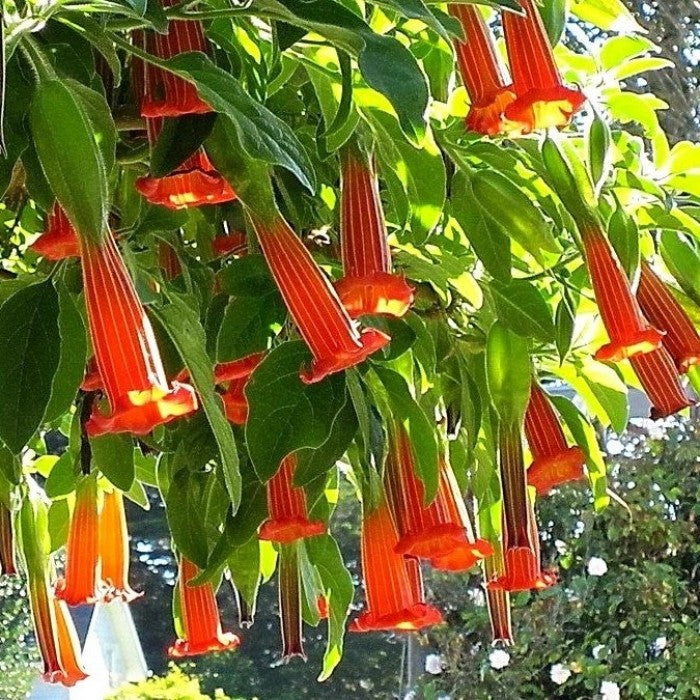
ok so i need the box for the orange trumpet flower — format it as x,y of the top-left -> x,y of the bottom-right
31,203 -> 81,260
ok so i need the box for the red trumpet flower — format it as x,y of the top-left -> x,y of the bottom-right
629,347 -> 693,419
221,378 -> 249,425
250,212 -> 389,383
488,422 -> 555,592
448,4 -> 517,135
278,543 -> 307,662
81,357 -> 103,392
525,382 -> 585,495
31,203 -> 81,260
214,352 -> 266,384
216,352 -> 265,426
0,503 -> 17,576
80,230 -> 197,436
384,426 -> 491,564
350,498 -> 443,632
135,119 -> 236,210
502,0 -> 585,132
56,478 -> 103,606
212,231 -> 248,258
334,144 -> 413,318
99,490 -> 142,603
581,226 -> 663,362
259,454 -> 326,543
53,598 -> 89,685
132,0 -> 211,117
486,588 -> 514,645
637,261 -> 700,373
169,558 -> 240,657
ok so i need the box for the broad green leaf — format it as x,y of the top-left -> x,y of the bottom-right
0,281 -> 61,453
555,293 -> 576,362
571,0 -> 644,33
490,279 -> 556,343
660,231 -> 700,307
47,499 -> 70,553
579,360 -> 629,434
246,342 -> 348,481
608,201 -> 639,281
92,433 -> 135,492
150,113 -> 218,178
44,453 -> 78,499
540,0 -> 567,46
228,537 -> 261,610
217,255 -> 276,297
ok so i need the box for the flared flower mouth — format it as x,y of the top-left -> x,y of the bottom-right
335,272 -> 414,319
214,352 -> 267,383
212,231 -> 248,258
136,167 -> 236,210
527,446 -> 586,496
168,632 -> 240,658
221,380 -> 249,425
258,516 -> 327,544
466,88 -> 520,136
594,328 -> 664,363
504,85 -> 586,133
140,95 -> 212,119
31,203 -> 81,260
86,382 -> 197,436
394,523 -> 468,559
430,538 -> 493,572
300,326 -> 389,384
488,547 -> 557,592
350,603 -> 443,633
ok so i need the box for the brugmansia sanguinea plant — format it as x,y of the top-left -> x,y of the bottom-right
0,0 -> 698,687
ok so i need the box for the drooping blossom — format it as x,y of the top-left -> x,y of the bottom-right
80,229 -> 197,436
259,454 -> 326,543
98,490 -> 141,603
334,143 -> 413,318
56,477 -> 103,606
135,118 -> 236,210
501,0 -> 585,132
524,382 -> 585,495
580,225 -> 662,362
0,502 -> 17,576
384,426 -> 491,565
483,545 -> 514,645
448,4 -> 517,135
212,230 -> 248,258
216,352 -> 266,426
278,543 -> 307,662
52,599 -> 89,685
637,261 -> 700,373
249,211 -> 389,383
169,558 -> 240,657
629,346 -> 694,419
31,203 -> 80,260
350,498 -> 443,632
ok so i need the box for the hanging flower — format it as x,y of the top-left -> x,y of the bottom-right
448,4 -> 517,135
214,352 -> 267,384
31,203 -> 81,260
488,421 -> 555,592
220,377 -> 249,425
159,241 -> 182,280
52,598 -> 89,685
80,229 -> 197,436
212,230 -> 248,258
98,490 -> 142,603
334,143 -> 413,318
56,477 -> 103,606
0,503 -> 17,577
216,352 -> 266,426
483,544 -> 514,644
81,357 -> 103,392
169,558 -> 240,657
132,0 -> 211,117
135,119 -> 236,210
350,498 -> 443,632
629,347 -> 694,419
580,226 -> 662,362
502,0 -> 585,132
525,382 -> 585,495
384,426 -> 491,564
637,261 -> 700,373
278,543 -> 307,662
249,212 -> 389,383
259,454 -> 326,543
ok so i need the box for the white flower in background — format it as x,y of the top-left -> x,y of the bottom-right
550,663 -> 571,685
425,654 -> 443,675
654,636 -> 668,652
592,644 -> 606,659
403,691 -> 416,700
600,680 -> 620,700
588,557 -> 608,576
489,649 -> 510,670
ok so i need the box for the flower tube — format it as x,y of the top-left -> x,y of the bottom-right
80,229 -> 197,435
0,503 -> 17,576
448,4 -> 517,135
525,382 -> 585,495
278,543 -> 307,662
31,203 -> 81,260
335,143 -> 413,318
483,545 -> 514,645
629,347 -> 694,419
249,212 -> 389,383
580,225 -> 663,362
637,261 -> 700,373
53,599 -> 89,685
502,0 -> 585,132
259,454 -> 326,543
169,558 -> 240,657
350,498 -> 443,632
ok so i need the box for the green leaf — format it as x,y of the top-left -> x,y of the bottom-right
578,360 -> 629,434
490,279 -> 555,343
91,434 -> 135,492
150,113 -> 218,178
571,0 -> 644,32
540,0 -> 567,45
45,282 -> 87,423
217,255 -> 276,297
0,446 -> 20,485
164,53 -> 316,192
555,292 -> 576,362
305,534 -> 354,681
152,292 -> 240,509
47,499 -> 70,553
228,536 -> 261,610
608,201 -> 639,281
0,281 -> 61,453
587,111 -> 612,195
245,342 -> 348,481
30,79 -> 108,244
660,231 -> 700,307
44,453 -> 78,499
